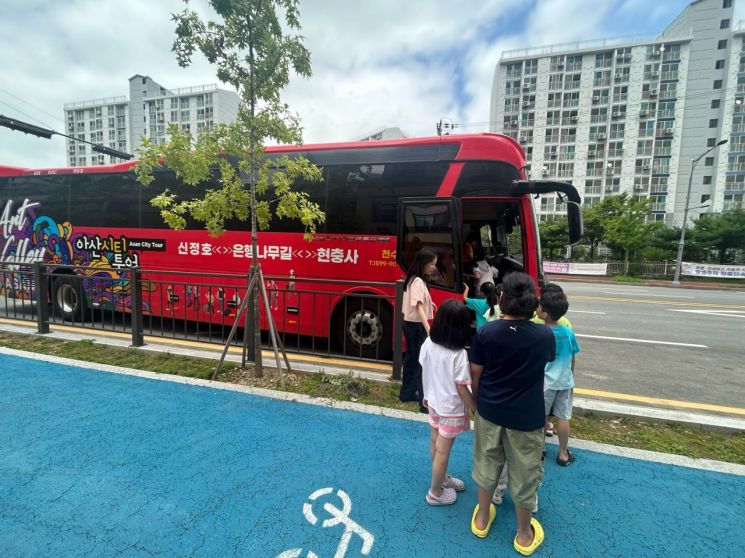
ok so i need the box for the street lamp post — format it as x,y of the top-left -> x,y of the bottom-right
671,139 -> 727,285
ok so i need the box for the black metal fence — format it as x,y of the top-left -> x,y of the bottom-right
0,263 -> 404,378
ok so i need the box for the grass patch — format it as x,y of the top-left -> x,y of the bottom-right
610,275 -> 646,283
1,330 -> 744,465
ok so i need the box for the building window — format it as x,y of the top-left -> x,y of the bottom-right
715,59 -> 725,69
701,195 -> 711,204
718,39 -> 727,50
707,137 -> 716,147
709,119 -> 718,128
721,19 -> 730,29
724,0 -> 732,7
703,176 -> 712,185
711,99 -> 721,109
704,157 -> 714,166
713,80 -> 722,89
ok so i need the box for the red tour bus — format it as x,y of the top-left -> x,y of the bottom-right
0,133 -> 581,358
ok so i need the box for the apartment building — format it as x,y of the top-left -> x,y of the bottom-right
63,75 -> 239,166
490,0 -> 741,226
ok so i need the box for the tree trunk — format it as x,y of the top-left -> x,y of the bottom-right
623,249 -> 629,275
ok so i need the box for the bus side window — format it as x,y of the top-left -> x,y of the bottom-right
68,173 -> 140,229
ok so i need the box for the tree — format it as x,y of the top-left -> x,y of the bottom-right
538,217 -> 569,260
135,0 -> 324,376
581,202 -> 609,260
691,208 -> 745,264
602,194 -> 655,275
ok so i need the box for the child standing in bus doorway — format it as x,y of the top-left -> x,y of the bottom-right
419,299 -> 475,505
399,248 -> 438,413
469,272 -> 554,556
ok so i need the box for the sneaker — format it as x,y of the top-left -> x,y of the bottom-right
544,422 -> 554,437
442,474 -> 465,492
426,487 -> 457,506
492,488 -> 504,506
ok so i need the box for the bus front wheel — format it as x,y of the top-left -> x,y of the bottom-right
334,298 -> 393,360
52,276 -> 85,321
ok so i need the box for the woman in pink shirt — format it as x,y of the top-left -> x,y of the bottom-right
399,248 -> 438,413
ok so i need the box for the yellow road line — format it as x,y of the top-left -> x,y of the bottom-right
575,387 -> 745,416
572,295 -> 745,309
572,295 -> 745,308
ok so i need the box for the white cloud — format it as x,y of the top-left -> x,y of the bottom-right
0,0 -> 695,169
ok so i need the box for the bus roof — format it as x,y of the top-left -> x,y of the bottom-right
0,133 -> 526,177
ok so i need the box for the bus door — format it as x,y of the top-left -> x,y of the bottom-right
396,198 -> 462,292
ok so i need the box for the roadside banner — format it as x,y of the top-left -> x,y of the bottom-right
543,261 -> 569,274
544,262 -> 607,275
681,262 -> 745,279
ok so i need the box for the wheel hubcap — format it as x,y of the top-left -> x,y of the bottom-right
347,310 -> 382,347
57,284 -> 79,314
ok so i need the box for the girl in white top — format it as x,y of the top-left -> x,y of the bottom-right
419,299 -> 476,506
399,248 -> 438,411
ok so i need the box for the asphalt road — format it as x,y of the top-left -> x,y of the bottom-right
1,281 -> 743,412
556,281 -> 745,411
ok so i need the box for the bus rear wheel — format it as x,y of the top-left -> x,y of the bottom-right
52,275 -> 86,321
334,298 -> 393,360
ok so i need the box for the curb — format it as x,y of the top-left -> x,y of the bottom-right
1,320 -> 743,433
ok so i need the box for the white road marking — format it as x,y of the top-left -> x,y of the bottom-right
569,310 -> 607,314
599,289 -> 650,294
582,373 -> 609,380
599,290 -> 694,299
668,309 -> 745,319
576,333 -> 708,348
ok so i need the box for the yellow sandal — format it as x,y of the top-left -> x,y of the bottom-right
470,503 -> 496,538
513,517 -> 545,556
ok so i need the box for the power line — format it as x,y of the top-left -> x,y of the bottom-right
0,89 -> 62,128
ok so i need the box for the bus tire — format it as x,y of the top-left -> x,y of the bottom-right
52,275 -> 86,321
334,298 -> 393,360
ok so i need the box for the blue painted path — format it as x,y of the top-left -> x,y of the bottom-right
1,352 -> 744,557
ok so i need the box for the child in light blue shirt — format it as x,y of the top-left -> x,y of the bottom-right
462,282 -> 499,330
537,287 -> 580,467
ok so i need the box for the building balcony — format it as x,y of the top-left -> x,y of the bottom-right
659,91 -> 676,100
731,124 -> 745,133
593,79 -> 611,87
634,166 -> 652,174
661,71 -> 678,81
591,115 -> 608,123
595,60 -> 613,69
657,110 -> 675,119
506,71 -> 522,78
654,148 -> 672,156
637,148 -> 653,156
638,129 -> 655,137
560,135 -> 577,143
650,185 -> 668,194
566,63 -> 582,72
546,118 -> 561,126
723,201 -> 744,210
652,167 -> 670,175
727,164 -> 745,172
563,99 -> 580,107
651,203 -> 667,211
609,132 -> 625,140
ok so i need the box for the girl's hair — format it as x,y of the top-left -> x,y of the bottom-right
429,299 -> 472,350
404,247 -> 437,290
499,272 -> 538,319
480,282 -> 500,318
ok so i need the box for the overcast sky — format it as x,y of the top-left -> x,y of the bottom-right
0,0 -> 739,168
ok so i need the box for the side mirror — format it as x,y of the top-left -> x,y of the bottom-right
566,201 -> 583,245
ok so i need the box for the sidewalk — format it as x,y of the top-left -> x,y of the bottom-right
547,273 -> 744,290
1,349 -> 744,558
